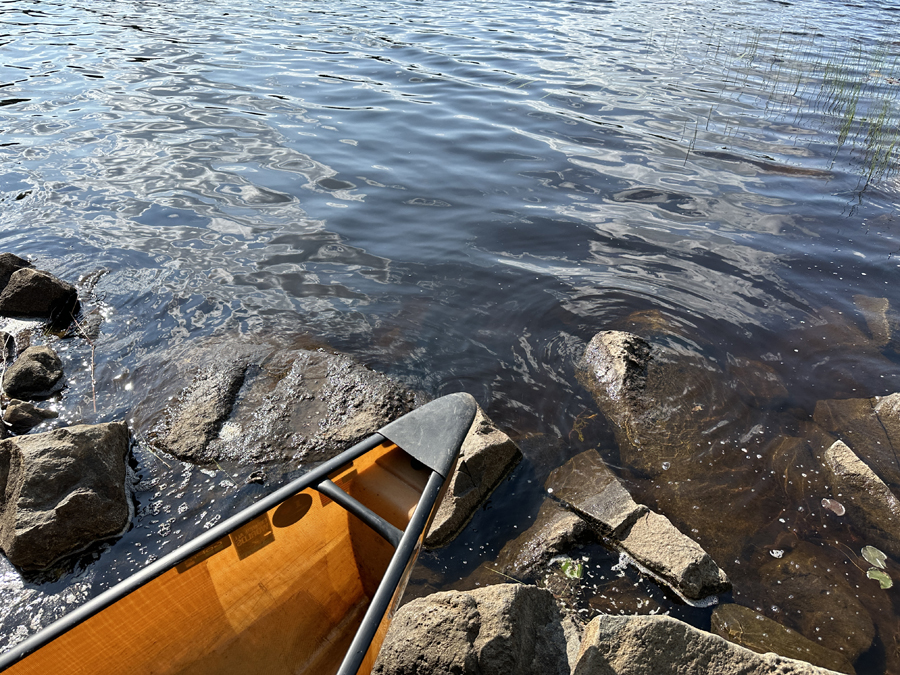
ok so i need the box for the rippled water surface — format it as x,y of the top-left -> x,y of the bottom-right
3,0 -> 900,670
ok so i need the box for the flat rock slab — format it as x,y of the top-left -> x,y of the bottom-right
574,614 -> 844,675
424,405 -> 521,548
821,439 -> 900,559
545,449 -> 646,538
373,584 -> 575,675
712,603 -> 855,674
0,422 -> 131,571
2,345 -> 64,400
160,348 -> 415,466
618,510 -> 730,601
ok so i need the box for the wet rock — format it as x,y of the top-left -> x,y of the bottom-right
373,584 -> 575,675
573,614 -> 843,675
0,331 -> 14,361
2,345 -> 64,400
618,510 -> 730,601
0,422 -> 131,571
821,439 -> 900,558
577,330 -> 751,478
2,399 -> 59,434
425,406 -> 521,548
0,253 -> 32,291
853,294 -> 896,348
545,449 -> 646,538
477,498 -> 594,582
159,358 -> 249,463
813,396 -> 900,489
756,541 -> 875,662
711,603 -> 855,674
0,268 -> 79,322
198,348 -> 415,465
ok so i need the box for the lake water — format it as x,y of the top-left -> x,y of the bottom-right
2,0 -> 900,671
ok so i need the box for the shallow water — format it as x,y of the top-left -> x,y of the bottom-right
2,0 -> 900,670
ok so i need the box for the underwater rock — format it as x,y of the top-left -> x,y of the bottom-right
425,405 -> 521,548
573,614 -> 843,675
813,395 -> 900,489
2,345 -> 64,400
373,584 -> 576,675
0,422 -> 131,571
852,294 -> 897,348
727,356 -> 789,408
821,439 -> 900,559
2,399 -> 59,434
756,541 -> 875,662
711,603 -> 855,674
159,358 -> 250,463
0,268 -> 79,322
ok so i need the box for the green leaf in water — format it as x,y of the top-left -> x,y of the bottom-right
867,568 -> 893,590
560,558 -> 584,580
862,545 -> 888,569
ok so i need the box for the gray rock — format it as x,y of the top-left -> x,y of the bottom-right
0,422 -> 131,571
813,396 -> 900,489
159,359 -> 249,463
618,510 -> 730,601
0,268 -> 79,321
821,439 -> 900,558
712,603 -> 856,674
579,331 -> 651,404
192,348 -> 415,465
2,399 -> 59,434
0,253 -> 32,291
573,614 -> 843,675
2,345 -> 64,400
545,450 -> 646,538
424,405 -> 521,548
373,584 -> 573,675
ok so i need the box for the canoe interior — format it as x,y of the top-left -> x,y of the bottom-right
5,442 -> 429,675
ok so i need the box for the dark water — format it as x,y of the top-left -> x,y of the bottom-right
2,0 -> 900,670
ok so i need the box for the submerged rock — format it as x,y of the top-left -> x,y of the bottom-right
821,439 -> 900,558
425,406 -> 521,548
0,268 -> 79,322
0,422 -> 131,571
711,603 -> 855,674
2,345 -> 64,399
852,294 -> 897,348
573,614 -> 843,675
159,347 -> 416,466
373,584 -> 576,675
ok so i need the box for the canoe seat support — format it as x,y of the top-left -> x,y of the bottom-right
315,479 -> 403,548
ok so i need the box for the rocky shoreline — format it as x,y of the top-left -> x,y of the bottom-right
1,252 -> 899,673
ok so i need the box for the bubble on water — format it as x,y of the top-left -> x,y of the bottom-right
770,549 -> 785,558
662,462 -> 671,470
821,498 -> 845,516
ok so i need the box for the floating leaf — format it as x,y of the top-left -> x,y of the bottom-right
862,545 -> 888,569
560,558 -> 584,580
867,568 -> 893,589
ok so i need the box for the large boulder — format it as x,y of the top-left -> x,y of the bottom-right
573,614 -> 844,675
0,268 -> 79,321
373,584 -> 575,675
2,345 -> 64,399
158,348 -> 415,465
425,406 -> 521,547
0,422 -> 131,571
712,603 -> 856,674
